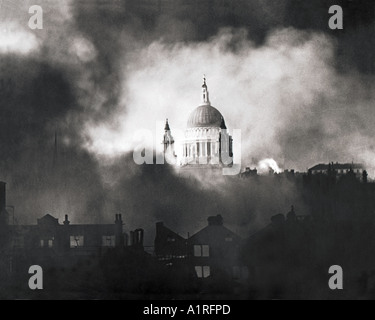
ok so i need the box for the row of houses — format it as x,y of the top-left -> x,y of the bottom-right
241,162 -> 368,181
0,181 -> 144,257
8,214 -> 145,254
0,181 -> 247,294
1,163 -> 371,299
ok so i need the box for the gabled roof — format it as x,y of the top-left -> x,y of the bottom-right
189,224 -> 241,244
37,214 -> 59,226
155,222 -> 186,242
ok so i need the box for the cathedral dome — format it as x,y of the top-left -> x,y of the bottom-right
180,77 -> 233,168
187,105 -> 226,129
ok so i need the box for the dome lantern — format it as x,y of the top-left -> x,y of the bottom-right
202,75 -> 210,106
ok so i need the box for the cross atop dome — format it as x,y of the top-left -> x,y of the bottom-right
201,75 -> 210,105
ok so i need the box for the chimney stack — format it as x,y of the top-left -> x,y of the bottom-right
63,214 -> 70,225
156,222 -> 164,234
134,229 -> 144,247
130,231 -> 134,246
115,214 -> 124,247
208,215 -> 224,226
115,214 -> 123,223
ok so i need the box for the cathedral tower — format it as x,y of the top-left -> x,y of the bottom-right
162,119 -> 177,163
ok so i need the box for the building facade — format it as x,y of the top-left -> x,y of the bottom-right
309,163 -> 365,179
154,215 -> 248,284
164,77 -> 233,169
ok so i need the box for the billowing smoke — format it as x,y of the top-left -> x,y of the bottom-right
258,159 -> 283,175
0,0 -> 374,242
84,27 -> 375,177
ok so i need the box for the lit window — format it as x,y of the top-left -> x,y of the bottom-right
203,266 -> 210,278
194,245 -> 202,257
70,235 -> 84,248
167,237 -> 176,242
102,235 -> 115,247
40,237 -> 54,248
202,245 -> 209,257
195,266 -> 211,278
195,266 -> 202,278
194,245 -> 210,257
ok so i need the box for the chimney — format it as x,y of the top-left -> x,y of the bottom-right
115,214 -> 123,223
0,182 -> 6,212
115,214 -> 124,247
208,215 -> 224,226
155,222 -> 164,243
139,229 -> 144,246
134,229 -> 144,247
124,233 -> 129,247
130,231 -> 135,246
156,222 -> 164,234
63,214 -> 70,225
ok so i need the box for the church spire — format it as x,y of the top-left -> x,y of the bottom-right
202,75 -> 210,105
163,118 -> 174,145
162,118 -> 176,162
164,118 -> 170,131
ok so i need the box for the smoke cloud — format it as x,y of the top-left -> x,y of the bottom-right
0,0 -> 374,243
85,27 -> 375,177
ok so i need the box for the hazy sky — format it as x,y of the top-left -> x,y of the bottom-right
0,0 -> 374,238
